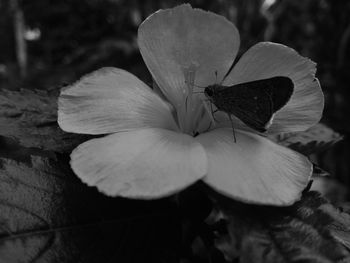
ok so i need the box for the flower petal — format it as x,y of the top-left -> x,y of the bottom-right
138,4 -> 239,108
58,67 -> 178,134
196,128 -> 312,205
270,78 -> 323,133
223,42 -> 324,133
71,128 -> 207,199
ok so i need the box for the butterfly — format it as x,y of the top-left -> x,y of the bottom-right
203,76 -> 294,138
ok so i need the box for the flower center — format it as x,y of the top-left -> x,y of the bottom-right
179,68 -> 211,136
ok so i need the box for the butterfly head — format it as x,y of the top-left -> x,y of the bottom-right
204,85 -> 219,100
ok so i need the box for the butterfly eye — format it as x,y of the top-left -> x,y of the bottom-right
205,88 -> 214,97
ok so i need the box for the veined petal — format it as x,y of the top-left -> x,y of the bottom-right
58,67 -> 178,134
270,78 -> 323,133
138,4 -> 239,108
71,128 -> 207,199
196,128 -> 312,205
223,42 -> 324,133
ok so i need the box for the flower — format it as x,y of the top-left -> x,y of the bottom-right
58,4 -> 324,205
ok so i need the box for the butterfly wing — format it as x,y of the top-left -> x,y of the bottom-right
211,77 -> 293,132
267,77 -> 294,112
214,85 -> 274,132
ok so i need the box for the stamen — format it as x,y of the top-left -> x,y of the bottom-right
184,69 -> 196,109
182,68 -> 197,134
180,63 -> 209,135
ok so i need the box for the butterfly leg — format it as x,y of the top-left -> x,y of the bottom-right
205,120 -> 213,132
209,102 -> 220,122
227,114 -> 237,143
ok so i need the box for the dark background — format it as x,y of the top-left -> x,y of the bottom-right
1,0 -> 349,195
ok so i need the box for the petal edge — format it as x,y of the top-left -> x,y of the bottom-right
197,128 -> 312,206
71,128 -> 208,199
58,67 -> 178,134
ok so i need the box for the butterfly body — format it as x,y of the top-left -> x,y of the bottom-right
204,76 -> 294,133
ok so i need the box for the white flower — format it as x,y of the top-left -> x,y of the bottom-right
58,4 -> 324,205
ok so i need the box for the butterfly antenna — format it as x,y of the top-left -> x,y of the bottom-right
227,114 -> 237,143
184,80 -> 206,89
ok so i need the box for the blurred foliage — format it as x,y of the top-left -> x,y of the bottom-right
209,191 -> 350,262
0,0 -> 349,194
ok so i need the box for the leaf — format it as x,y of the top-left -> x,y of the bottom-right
0,88 -> 87,153
273,123 -> 343,155
0,153 -> 180,263
209,192 -> 350,263
310,177 -> 347,204
312,163 -> 330,177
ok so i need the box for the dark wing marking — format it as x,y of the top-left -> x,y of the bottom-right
209,76 -> 293,132
268,77 -> 294,112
